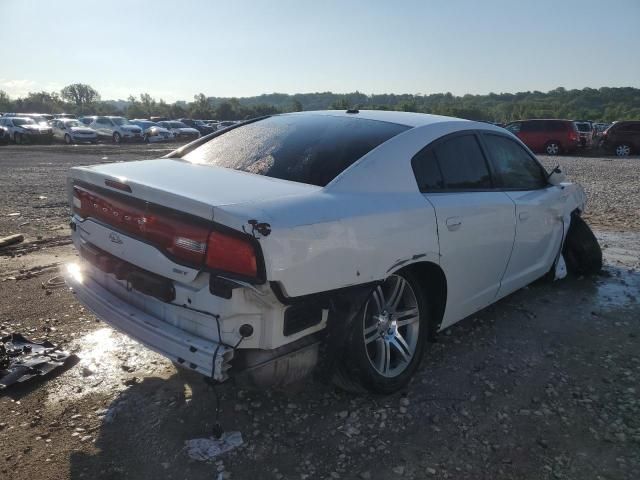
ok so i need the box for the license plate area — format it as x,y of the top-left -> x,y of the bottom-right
80,242 -> 176,303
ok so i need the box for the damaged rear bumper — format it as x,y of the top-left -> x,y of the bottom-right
64,270 -> 233,381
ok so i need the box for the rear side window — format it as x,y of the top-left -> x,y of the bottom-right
481,134 -> 548,190
182,114 -> 409,186
521,121 -> 544,133
413,134 -> 492,191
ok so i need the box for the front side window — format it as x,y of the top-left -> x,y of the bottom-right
182,114 -> 409,187
432,134 -> 492,190
111,117 -> 129,126
482,134 -> 547,190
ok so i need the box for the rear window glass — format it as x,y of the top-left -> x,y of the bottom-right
182,114 -> 409,186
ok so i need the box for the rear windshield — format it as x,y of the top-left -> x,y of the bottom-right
575,123 -> 591,132
182,114 -> 409,186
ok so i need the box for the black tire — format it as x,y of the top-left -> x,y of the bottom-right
14,132 -> 22,144
64,134 -> 73,144
544,141 -> 561,156
112,132 -> 121,144
333,269 -> 430,394
563,215 -> 602,275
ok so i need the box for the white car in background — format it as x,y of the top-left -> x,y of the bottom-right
0,116 -> 53,144
156,121 -> 200,142
84,116 -> 143,143
129,119 -> 174,143
65,111 -> 602,394
51,118 -> 98,144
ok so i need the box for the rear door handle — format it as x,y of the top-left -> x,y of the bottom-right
519,211 -> 530,221
446,217 -> 462,231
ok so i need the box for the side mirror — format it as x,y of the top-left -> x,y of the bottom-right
547,166 -> 566,186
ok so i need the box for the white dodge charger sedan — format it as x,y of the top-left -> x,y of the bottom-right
64,110 -> 601,393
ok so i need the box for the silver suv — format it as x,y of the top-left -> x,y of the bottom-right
84,116 -> 143,143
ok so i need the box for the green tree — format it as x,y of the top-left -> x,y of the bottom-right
60,83 -> 100,114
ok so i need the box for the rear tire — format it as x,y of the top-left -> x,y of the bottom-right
563,215 -> 602,275
64,134 -> 73,144
545,141 -> 561,155
615,143 -> 631,157
333,270 -> 429,394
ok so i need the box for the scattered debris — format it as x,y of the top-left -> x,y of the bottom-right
0,234 -> 24,249
7,212 -> 21,217
0,333 -> 75,390
185,432 -> 244,461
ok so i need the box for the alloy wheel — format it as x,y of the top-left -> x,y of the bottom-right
546,143 -> 560,155
615,144 -> 631,157
362,274 -> 420,378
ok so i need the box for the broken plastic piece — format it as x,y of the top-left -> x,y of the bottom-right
554,254 -> 567,280
0,333 -> 74,389
184,431 -> 243,461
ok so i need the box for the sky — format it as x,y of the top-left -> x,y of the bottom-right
1,0 -> 639,102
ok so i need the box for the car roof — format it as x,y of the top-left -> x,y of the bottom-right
280,110 -> 467,128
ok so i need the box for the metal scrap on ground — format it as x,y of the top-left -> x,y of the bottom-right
0,333 -> 75,390
184,432 -> 244,461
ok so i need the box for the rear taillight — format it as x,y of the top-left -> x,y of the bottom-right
72,184 -> 262,280
206,231 -> 258,279
569,130 -> 578,141
72,185 -> 209,265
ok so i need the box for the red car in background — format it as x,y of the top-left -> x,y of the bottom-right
505,119 -> 580,155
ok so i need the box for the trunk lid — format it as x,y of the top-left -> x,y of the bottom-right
69,158 -> 321,222
69,158 -> 321,282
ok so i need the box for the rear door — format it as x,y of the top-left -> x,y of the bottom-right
479,132 -> 565,297
412,132 -> 516,328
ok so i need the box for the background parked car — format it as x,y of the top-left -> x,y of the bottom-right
129,119 -> 174,143
55,113 -> 77,119
216,120 -> 237,130
156,121 -> 200,141
0,116 -> 53,144
505,119 -> 580,155
601,121 -> 640,156
83,116 -> 143,143
0,125 -> 9,145
574,121 -> 593,148
178,118 -> 216,136
51,119 -> 98,144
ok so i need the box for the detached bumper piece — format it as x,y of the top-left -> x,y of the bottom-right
64,271 -> 233,381
0,333 -> 74,390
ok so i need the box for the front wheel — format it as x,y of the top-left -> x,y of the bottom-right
563,215 -> 602,275
112,132 -> 121,144
545,141 -> 561,155
64,134 -> 73,144
333,270 -> 429,394
615,144 -> 631,157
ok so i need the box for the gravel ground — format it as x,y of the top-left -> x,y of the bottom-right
538,154 -> 640,231
0,145 -> 639,480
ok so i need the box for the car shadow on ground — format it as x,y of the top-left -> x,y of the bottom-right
68,266 -> 639,479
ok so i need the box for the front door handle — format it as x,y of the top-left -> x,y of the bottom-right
446,217 -> 462,231
519,211 -> 530,221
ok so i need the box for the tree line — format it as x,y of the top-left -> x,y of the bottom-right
1,84 -> 638,122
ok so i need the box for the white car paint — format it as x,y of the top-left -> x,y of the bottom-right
65,110 -> 587,382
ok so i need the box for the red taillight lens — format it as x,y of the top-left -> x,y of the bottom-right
72,185 -> 209,265
206,231 -> 258,279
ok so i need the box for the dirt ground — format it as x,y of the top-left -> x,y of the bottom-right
0,144 -> 638,480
